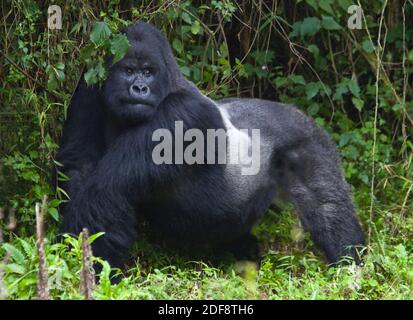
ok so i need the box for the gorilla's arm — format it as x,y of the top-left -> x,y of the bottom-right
55,79 -> 106,197
60,88 -> 224,267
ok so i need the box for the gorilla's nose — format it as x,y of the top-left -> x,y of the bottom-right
130,83 -> 150,99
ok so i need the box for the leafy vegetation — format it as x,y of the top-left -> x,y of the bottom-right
0,0 -> 412,300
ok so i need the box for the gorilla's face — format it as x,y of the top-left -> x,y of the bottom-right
103,22 -> 180,126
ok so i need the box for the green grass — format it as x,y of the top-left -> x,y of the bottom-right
1,202 -> 412,300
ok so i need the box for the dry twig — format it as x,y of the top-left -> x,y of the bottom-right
80,228 -> 95,300
36,197 -> 49,300
0,208 -> 6,299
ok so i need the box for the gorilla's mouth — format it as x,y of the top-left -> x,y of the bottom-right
130,103 -> 150,109
121,98 -> 153,109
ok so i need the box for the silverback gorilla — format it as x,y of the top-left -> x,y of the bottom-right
56,21 -> 364,268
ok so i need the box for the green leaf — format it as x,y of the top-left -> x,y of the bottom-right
321,16 -> 342,30
339,132 -> 351,147
191,21 -> 201,35
307,103 -> 320,116
290,21 -> 302,38
19,239 -> 35,257
49,199 -> 61,208
333,81 -> 349,100
251,50 -> 274,65
98,261 -> 112,294
338,0 -> 353,11
2,243 -> 25,265
54,67 -> 65,82
319,0 -> 335,15
84,67 -> 98,86
306,82 -> 321,100
307,44 -> 320,56
362,39 -> 375,53
47,73 -> 58,91
88,232 -> 105,244
110,34 -> 130,64
408,50 -> 413,61
392,103 -> 402,112
90,21 -> 112,46
359,173 -> 369,185
348,80 -> 360,97
55,62 -> 65,71
179,65 -> 191,77
305,0 -> 319,11
96,62 -> 106,80
80,44 -> 96,61
290,75 -> 306,85
352,97 -> 364,111
243,63 -> 254,76
5,263 -> 26,274
181,12 -> 192,24
172,39 -> 183,54
300,17 -> 321,37
274,77 -> 288,88
46,64 -> 64,91
48,207 -> 59,221
344,145 -> 359,160
219,43 -> 229,58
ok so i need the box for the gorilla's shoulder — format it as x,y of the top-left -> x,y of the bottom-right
215,97 -> 316,138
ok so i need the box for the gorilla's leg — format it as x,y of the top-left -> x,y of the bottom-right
276,131 -> 364,263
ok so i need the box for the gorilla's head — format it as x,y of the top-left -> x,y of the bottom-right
104,21 -> 184,125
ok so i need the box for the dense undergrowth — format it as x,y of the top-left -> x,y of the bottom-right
0,0 -> 412,299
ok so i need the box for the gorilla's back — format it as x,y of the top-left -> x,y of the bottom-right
216,98 -> 313,144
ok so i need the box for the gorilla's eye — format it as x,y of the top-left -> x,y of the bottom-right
143,69 -> 151,76
126,67 -> 134,75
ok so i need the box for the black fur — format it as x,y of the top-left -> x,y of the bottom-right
56,21 -> 364,268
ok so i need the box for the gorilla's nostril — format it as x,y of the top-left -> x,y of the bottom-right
131,84 -> 149,97
129,82 -> 151,99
